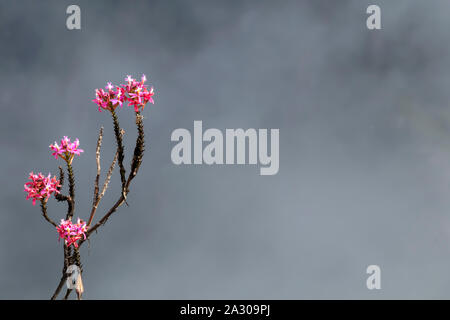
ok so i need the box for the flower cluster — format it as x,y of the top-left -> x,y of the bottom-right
93,75 -> 155,113
56,218 -> 88,248
92,82 -> 126,112
123,75 -> 155,112
49,136 -> 84,164
24,172 -> 61,205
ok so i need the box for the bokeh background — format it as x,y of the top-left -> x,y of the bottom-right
1,0 -> 450,299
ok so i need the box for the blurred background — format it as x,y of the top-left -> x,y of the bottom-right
1,0 -> 450,299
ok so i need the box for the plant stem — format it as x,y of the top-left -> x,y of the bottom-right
129,111 -> 145,178
40,200 -> 57,227
111,110 -> 127,196
80,112 -> 146,243
66,162 -> 75,219
63,289 -> 72,300
50,275 -> 66,300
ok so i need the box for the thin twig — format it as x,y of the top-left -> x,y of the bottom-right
80,113 -> 145,243
87,130 -> 122,227
85,194 -> 126,239
99,151 -> 118,200
93,127 -> 103,206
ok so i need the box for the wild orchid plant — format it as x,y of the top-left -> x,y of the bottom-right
23,75 -> 155,299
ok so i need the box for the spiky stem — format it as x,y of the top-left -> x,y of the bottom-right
80,111 -> 146,243
66,162 -> 75,219
111,110 -> 127,196
40,200 -> 57,227
129,111 -> 145,179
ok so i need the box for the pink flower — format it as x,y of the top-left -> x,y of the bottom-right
56,218 -> 88,248
24,172 -> 61,205
49,136 -> 84,163
121,74 -> 155,112
94,75 -> 155,113
92,83 -> 126,112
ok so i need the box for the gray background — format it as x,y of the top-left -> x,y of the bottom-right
1,0 -> 450,299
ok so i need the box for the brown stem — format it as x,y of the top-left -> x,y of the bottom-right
66,162 -> 75,219
50,275 -> 66,300
57,166 -> 64,189
80,112 -> 145,244
99,152 -> 118,201
111,110 -> 127,196
87,130 -> 121,227
50,244 -> 70,300
85,194 -> 126,239
55,165 -> 75,219
63,289 -> 72,300
129,112 -> 145,180
92,127 -> 103,207
55,192 -> 74,220
40,200 -> 57,228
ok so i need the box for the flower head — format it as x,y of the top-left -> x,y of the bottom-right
24,172 -> 61,205
56,218 -> 88,248
92,83 -> 125,112
49,136 -> 84,164
122,74 -> 155,112
93,75 -> 155,113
